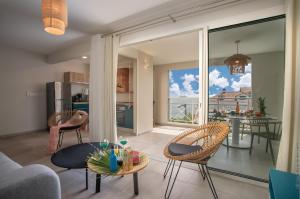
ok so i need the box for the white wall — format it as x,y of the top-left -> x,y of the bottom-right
251,51 -> 285,119
136,51 -> 154,134
0,44 -> 89,135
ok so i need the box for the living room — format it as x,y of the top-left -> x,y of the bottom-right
0,0 -> 299,199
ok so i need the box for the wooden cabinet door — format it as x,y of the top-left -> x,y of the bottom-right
117,68 -> 129,93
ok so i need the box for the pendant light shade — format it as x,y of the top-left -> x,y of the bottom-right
41,0 -> 68,35
224,40 -> 251,74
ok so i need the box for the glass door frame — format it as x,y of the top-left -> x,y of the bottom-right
203,14 -> 286,182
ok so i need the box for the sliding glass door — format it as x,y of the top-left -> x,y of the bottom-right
206,16 -> 285,181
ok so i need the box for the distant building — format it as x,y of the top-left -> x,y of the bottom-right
209,87 -> 252,112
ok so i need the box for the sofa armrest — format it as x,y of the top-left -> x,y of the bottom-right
0,164 -> 61,199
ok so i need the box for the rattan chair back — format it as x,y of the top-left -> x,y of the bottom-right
164,122 -> 229,163
48,110 -> 88,128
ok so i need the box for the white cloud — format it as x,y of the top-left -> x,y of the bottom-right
209,69 -> 229,88
181,74 -> 198,97
169,83 -> 181,97
169,73 -> 200,97
169,71 -> 174,83
245,64 -> 252,73
231,73 -> 252,91
181,74 -> 195,82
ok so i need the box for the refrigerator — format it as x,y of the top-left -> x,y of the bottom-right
46,82 -> 72,121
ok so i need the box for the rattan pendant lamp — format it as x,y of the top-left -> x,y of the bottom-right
41,0 -> 68,35
224,40 -> 251,74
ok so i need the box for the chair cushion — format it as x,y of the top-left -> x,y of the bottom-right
168,143 -> 202,156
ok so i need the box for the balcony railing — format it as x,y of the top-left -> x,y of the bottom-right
168,97 -> 253,124
168,102 -> 199,124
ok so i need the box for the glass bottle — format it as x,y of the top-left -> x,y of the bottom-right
109,149 -> 118,172
236,101 -> 240,115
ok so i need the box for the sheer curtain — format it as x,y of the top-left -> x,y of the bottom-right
198,28 -> 208,125
276,0 -> 300,173
89,34 -> 119,143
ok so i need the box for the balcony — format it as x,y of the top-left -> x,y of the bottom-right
168,97 -> 253,125
168,101 -> 199,124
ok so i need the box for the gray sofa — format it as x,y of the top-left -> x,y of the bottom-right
0,152 -> 61,199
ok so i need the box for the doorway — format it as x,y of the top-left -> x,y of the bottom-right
207,16 -> 285,181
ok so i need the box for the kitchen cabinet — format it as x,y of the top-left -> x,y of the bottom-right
117,68 -> 129,93
64,72 -> 89,84
116,103 -> 133,129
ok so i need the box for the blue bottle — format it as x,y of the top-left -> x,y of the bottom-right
109,149 -> 118,172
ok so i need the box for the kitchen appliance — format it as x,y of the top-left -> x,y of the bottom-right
46,82 -> 72,121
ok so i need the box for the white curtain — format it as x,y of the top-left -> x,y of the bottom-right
89,34 -> 119,143
198,27 -> 209,125
276,0 -> 300,173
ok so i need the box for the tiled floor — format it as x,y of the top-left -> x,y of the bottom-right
152,126 -> 189,135
0,130 -> 269,199
144,125 -> 279,180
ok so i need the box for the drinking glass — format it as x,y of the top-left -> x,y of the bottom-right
119,136 -> 128,148
100,138 -> 109,150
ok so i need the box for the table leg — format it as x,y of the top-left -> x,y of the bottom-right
85,168 -> 88,190
231,118 -> 240,145
96,174 -> 101,193
223,118 -> 250,149
133,172 -> 139,195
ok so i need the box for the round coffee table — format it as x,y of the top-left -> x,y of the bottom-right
51,142 -> 117,190
88,153 -> 149,195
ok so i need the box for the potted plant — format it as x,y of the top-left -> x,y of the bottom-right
257,97 -> 266,116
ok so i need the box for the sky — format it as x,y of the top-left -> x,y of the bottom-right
169,64 -> 252,98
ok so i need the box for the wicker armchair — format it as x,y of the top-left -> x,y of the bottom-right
48,110 -> 88,150
163,122 -> 229,199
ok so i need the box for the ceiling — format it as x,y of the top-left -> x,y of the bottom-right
119,18 -> 285,65
209,18 -> 285,59
119,31 -> 199,65
0,0 -> 181,54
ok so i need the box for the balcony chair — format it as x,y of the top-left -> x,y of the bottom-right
244,118 -> 275,164
268,120 -> 282,140
242,119 -> 282,140
48,110 -> 88,151
163,122 -> 229,199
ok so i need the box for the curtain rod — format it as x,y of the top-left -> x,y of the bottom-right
101,0 -> 245,38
